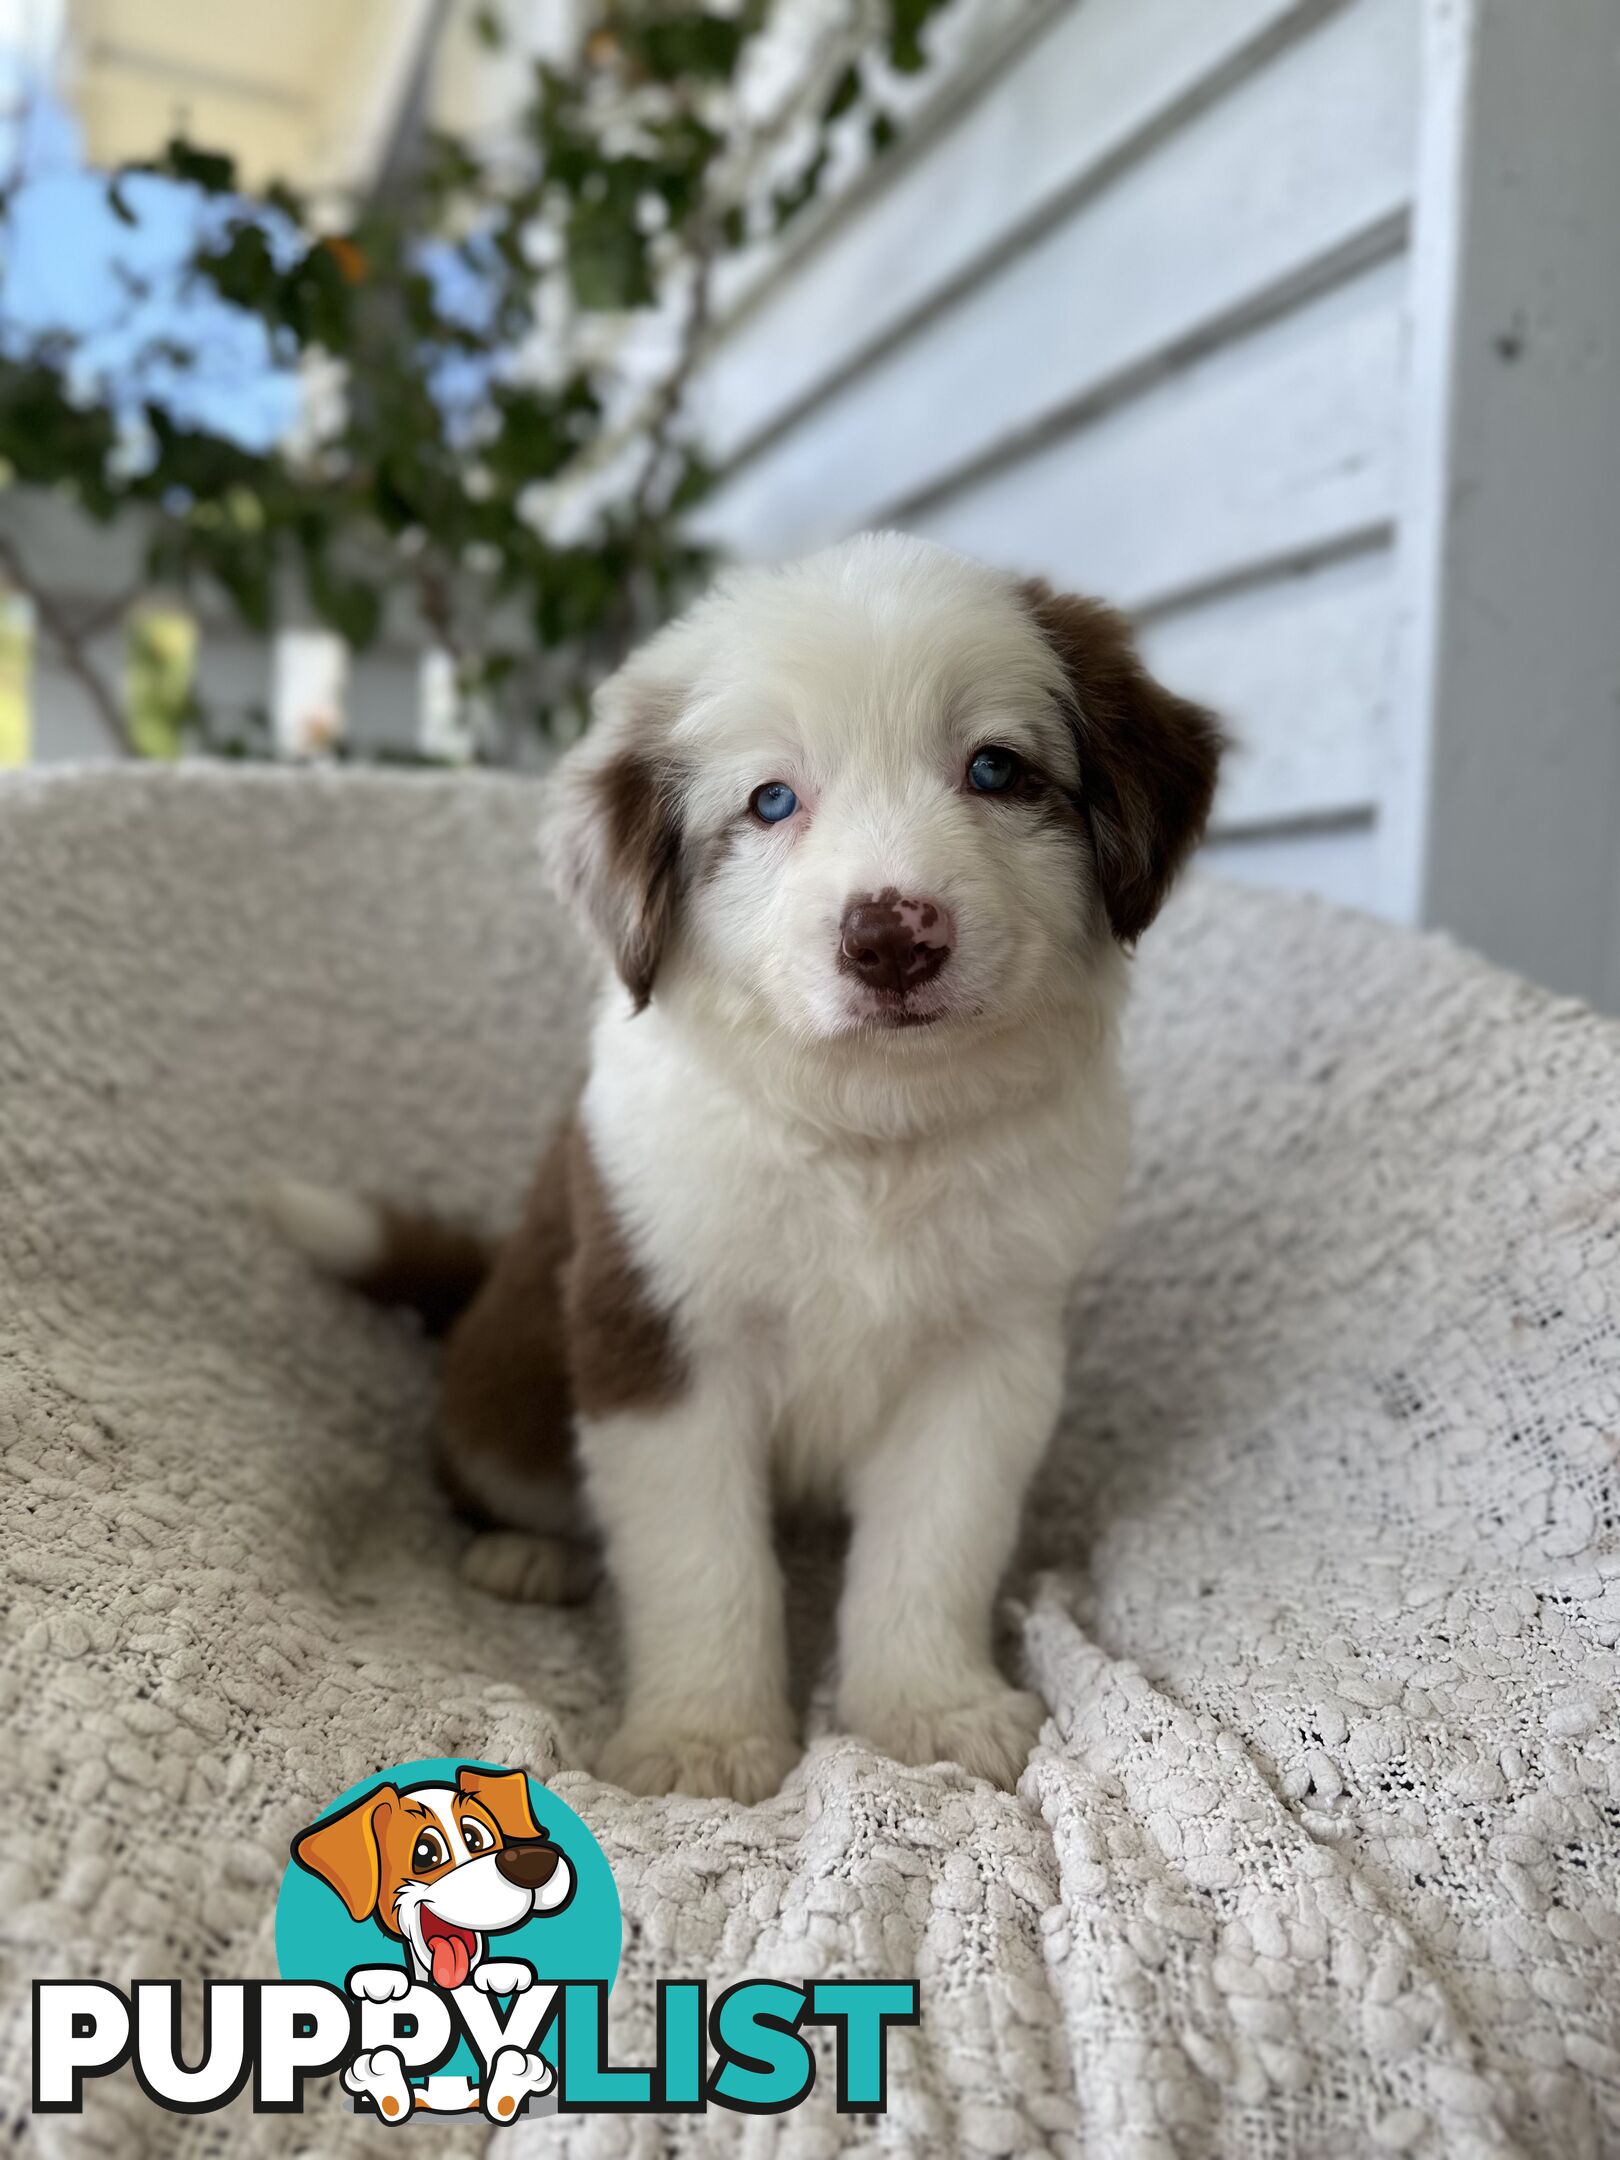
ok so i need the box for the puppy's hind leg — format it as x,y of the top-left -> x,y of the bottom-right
460,1527 -> 599,1606
447,1437 -> 598,1606
436,1128 -> 599,1606
440,1437 -> 600,1607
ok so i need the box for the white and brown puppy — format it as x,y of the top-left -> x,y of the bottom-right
268,533 -> 1222,1802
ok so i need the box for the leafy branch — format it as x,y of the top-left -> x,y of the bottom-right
0,0 -> 955,759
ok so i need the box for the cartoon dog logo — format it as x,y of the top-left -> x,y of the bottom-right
292,1765 -> 574,2120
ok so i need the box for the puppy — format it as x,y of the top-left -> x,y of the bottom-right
268,534 -> 1222,1802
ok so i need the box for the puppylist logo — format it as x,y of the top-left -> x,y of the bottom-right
33,1757 -> 920,2123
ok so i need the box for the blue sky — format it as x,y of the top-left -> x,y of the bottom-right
1,49 -> 298,450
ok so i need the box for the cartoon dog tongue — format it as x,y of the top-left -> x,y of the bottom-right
425,1921 -> 473,1990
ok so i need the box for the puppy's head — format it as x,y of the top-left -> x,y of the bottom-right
543,535 -> 1222,1048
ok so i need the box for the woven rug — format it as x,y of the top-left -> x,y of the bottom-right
2,768 -> 1616,2157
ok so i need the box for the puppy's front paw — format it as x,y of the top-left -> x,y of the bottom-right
471,1959 -> 534,1996
349,1966 -> 412,2004
597,1720 -> 798,1803
844,1686 -> 1046,1789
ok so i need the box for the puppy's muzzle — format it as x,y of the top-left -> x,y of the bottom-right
839,891 -> 954,997
495,1840 -> 564,1890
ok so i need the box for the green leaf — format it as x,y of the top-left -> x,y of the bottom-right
566,199 -> 654,310
630,12 -> 746,81
263,179 -> 308,225
160,137 -> 239,196
193,221 -> 279,316
667,454 -> 715,513
886,0 -> 949,74
822,64 -> 861,123
772,147 -> 829,232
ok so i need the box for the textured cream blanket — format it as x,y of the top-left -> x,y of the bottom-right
2,769 -> 1618,2159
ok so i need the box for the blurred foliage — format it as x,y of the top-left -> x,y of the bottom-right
0,0 -> 953,758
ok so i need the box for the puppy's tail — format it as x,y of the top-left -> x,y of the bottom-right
257,1177 -> 493,1336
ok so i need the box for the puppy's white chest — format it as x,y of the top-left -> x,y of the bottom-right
759,1178 -> 991,1494
778,1154 -> 998,1324
588,1009 -> 1128,1495
690,1123 -> 1100,1496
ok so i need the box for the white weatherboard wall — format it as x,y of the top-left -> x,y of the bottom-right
692,0 -> 1620,1009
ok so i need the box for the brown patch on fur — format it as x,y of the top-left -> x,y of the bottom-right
433,1442 -> 506,1529
354,1209 -> 493,1336
562,1119 -> 686,1418
434,1112 -> 684,1520
689,817 -> 743,891
592,747 -> 684,1009
437,1123 -> 578,1518
1019,579 -> 1226,942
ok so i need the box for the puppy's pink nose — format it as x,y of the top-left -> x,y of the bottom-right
839,891 -> 954,996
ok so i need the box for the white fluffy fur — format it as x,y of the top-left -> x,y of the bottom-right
545,536 -> 1137,1800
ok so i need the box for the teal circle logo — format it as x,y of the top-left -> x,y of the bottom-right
275,1758 -> 619,2117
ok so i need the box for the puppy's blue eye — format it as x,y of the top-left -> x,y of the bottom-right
751,781 -> 798,824
968,746 -> 1022,793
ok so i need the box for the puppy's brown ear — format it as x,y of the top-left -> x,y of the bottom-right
457,1765 -> 543,1843
540,675 -> 684,1010
1020,580 -> 1225,943
291,1783 -> 399,1922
